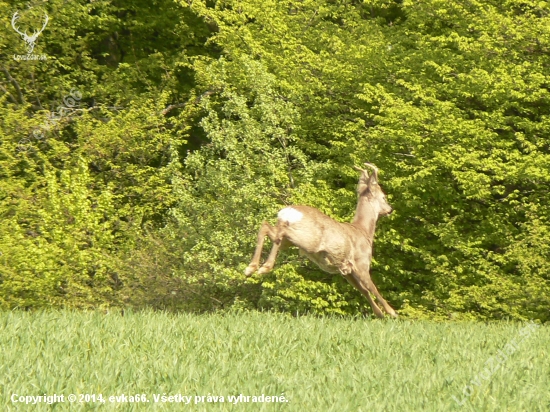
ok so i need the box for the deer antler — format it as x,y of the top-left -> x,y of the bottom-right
35,13 -> 49,37
353,165 -> 370,181
363,162 -> 379,181
353,162 -> 379,180
11,12 -> 27,37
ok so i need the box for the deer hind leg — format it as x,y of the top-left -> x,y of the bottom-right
257,223 -> 286,274
245,221 -> 278,276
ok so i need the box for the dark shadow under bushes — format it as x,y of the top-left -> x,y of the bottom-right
116,229 -> 264,313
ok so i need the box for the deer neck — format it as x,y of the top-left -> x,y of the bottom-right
351,197 -> 378,238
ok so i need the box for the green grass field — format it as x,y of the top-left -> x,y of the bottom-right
1,310 -> 548,411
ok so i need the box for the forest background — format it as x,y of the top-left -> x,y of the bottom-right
0,0 -> 549,321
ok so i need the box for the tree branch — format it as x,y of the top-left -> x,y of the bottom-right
1,67 -> 25,104
161,90 -> 216,116
0,83 -> 18,104
161,103 -> 186,116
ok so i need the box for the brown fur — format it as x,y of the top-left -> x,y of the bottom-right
245,163 -> 397,318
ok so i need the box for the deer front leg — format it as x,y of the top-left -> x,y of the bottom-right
245,221 -> 277,276
367,279 -> 398,318
351,259 -> 397,318
344,274 -> 385,319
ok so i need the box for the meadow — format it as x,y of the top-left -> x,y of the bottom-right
1,310 -> 548,411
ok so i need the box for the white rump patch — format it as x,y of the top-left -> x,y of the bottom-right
278,207 -> 303,224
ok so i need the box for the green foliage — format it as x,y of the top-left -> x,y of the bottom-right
168,0 -> 550,320
1,310 -> 549,411
1,0 -> 207,309
0,99 -> 176,308
167,55 -> 306,310
0,0 -> 548,319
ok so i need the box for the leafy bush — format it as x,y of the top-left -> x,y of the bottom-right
1,0 -> 548,320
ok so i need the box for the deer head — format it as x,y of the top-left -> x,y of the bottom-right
353,162 -> 393,217
11,11 -> 49,54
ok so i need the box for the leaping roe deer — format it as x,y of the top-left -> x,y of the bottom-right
245,163 -> 397,319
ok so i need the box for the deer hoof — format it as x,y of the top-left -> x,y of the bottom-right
388,310 -> 398,319
257,265 -> 272,274
244,264 -> 258,277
